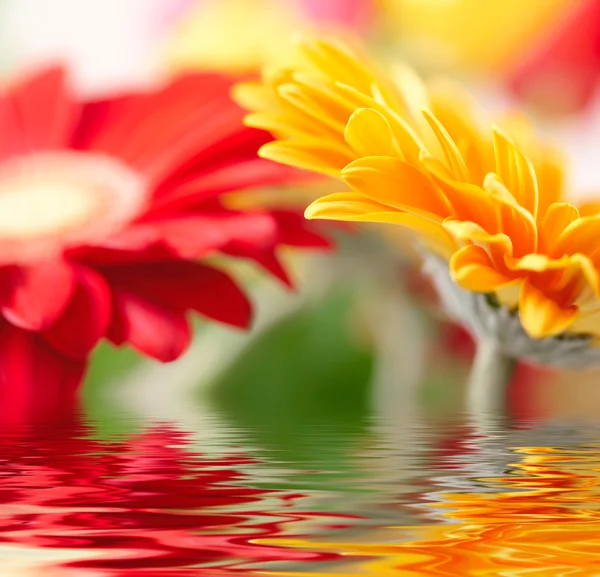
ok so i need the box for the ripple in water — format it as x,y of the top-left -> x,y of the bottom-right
2,409 -> 600,575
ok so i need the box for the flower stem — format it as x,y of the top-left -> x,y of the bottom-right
466,339 -> 516,414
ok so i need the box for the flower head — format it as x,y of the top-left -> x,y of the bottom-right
0,66 -> 329,389
236,36 -> 600,362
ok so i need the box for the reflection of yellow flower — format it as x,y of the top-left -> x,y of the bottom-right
235,37 -> 600,343
260,446 -> 600,576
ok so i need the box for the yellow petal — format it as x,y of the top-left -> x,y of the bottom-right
297,37 -> 375,97
505,254 -> 595,303
291,72 -> 363,120
342,156 -> 449,218
571,253 -> 600,297
443,219 -> 513,255
304,192 -> 392,219
450,245 -> 517,292
244,112 -> 312,139
553,215 -> 600,258
231,81 -> 273,111
335,83 -> 425,164
540,202 -> 579,253
484,173 -> 538,255
305,193 -> 456,256
421,155 -> 500,232
277,83 -> 348,135
344,109 -> 394,157
504,253 -> 560,272
422,108 -> 470,182
493,128 -> 539,218
428,81 -> 493,184
258,140 -> 353,176
535,143 -> 565,217
518,280 -> 578,339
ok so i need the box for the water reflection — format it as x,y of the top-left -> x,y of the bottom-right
4,403 -> 600,575
0,413 -> 344,575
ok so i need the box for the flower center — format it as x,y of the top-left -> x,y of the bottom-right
0,152 -> 149,264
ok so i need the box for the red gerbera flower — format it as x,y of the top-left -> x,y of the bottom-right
0,67 -> 330,390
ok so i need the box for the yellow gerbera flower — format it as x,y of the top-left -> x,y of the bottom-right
234,36 -> 600,353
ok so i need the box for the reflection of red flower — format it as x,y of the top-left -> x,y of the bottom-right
0,68 -> 330,391
0,420 -> 342,575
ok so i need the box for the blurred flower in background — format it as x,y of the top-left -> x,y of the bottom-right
382,0 -> 600,116
506,0 -> 600,115
382,0 -> 573,73
165,0 -> 375,74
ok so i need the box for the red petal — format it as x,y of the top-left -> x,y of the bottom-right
73,211 -> 276,264
103,261 -> 252,329
0,321 -> 85,427
149,158 -> 302,212
221,210 -> 334,287
43,266 -> 111,360
0,67 -> 77,160
270,210 -> 334,248
223,244 -> 292,287
149,212 -> 276,259
73,73 -> 253,182
2,260 -> 76,331
107,289 -> 191,362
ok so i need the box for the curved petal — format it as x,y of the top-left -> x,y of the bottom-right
2,261 -> 76,331
421,155 -> 500,232
307,194 -> 456,256
443,219 -> 513,256
492,128 -> 539,218
422,108 -> 470,182
342,156 -> 450,218
540,202 -> 579,253
344,108 -> 394,157
104,261 -> 252,330
148,212 -> 277,259
450,245 -> 517,292
223,243 -> 291,287
553,214 -> 600,258
269,210 -> 333,248
259,139 -> 353,177
0,321 -> 85,426
305,191 -> 395,220
43,266 -> 111,360
504,253 -> 565,272
73,73 -> 268,185
518,279 -> 578,339
108,290 -> 191,362
150,158 -> 302,211
223,210 -> 334,288
0,67 -> 78,160
484,173 -> 538,255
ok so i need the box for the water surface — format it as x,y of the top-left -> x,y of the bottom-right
2,406 -> 600,575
